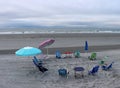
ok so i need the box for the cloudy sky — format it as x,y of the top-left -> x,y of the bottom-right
0,0 -> 120,28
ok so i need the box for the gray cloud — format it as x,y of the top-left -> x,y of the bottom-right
0,0 -> 120,28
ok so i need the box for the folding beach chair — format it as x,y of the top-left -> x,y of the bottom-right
88,65 -> 99,75
99,60 -> 105,65
56,51 -> 61,59
74,50 -> 80,58
101,62 -> 114,71
74,67 -> 84,78
32,58 -> 48,73
99,56 -> 109,65
33,56 -> 43,66
58,68 -> 69,77
88,52 -> 97,60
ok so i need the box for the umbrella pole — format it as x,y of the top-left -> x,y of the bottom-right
47,48 -> 48,56
84,51 -> 87,57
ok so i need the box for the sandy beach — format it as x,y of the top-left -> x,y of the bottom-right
0,33 -> 120,88
0,50 -> 120,88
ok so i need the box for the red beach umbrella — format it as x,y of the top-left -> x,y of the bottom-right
39,39 -> 55,48
39,39 -> 55,55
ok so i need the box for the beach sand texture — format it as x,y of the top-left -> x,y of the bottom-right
0,50 -> 120,88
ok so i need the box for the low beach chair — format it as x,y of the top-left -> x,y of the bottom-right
88,52 -> 97,60
74,67 -> 84,78
33,56 -> 43,66
58,68 -> 69,77
99,56 -> 109,65
101,62 -> 114,71
99,60 -> 105,65
88,65 -> 99,75
74,50 -> 80,58
56,51 -> 61,59
32,58 -> 48,73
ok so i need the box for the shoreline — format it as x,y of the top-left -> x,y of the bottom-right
1,44 -> 120,54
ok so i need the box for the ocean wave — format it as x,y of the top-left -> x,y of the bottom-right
0,30 -> 120,34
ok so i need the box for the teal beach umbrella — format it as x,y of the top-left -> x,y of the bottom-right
15,46 -> 42,56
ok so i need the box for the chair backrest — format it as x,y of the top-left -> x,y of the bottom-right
33,59 -> 39,67
56,51 -> 61,59
74,51 -> 80,58
107,62 -> 114,69
99,60 -> 105,65
91,52 -> 96,59
33,56 -> 43,66
91,65 -> 99,73
34,56 -> 39,62
58,69 -> 67,76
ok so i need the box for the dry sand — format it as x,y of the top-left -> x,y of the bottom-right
0,50 -> 120,88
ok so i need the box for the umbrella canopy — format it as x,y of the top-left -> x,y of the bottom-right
39,39 -> 55,48
15,46 -> 42,56
85,41 -> 88,51
39,39 -> 55,56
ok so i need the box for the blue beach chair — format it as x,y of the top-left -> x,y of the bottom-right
33,56 -> 43,66
32,57 -> 48,73
56,51 -> 61,59
102,62 -> 114,71
88,65 -> 99,75
58,68 -> 68,77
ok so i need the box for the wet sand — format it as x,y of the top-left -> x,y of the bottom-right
0,33 -> 120,54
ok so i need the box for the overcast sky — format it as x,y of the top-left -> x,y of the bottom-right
0,0 -> 120,28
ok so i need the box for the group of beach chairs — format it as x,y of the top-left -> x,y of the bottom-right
56,50 -> 96,60
32,51 -> 114,78
57,62 -> 114,78
55,51 -> 114,78
56,50 -> 81,59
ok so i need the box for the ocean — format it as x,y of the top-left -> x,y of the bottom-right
0,28 -> 120,34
